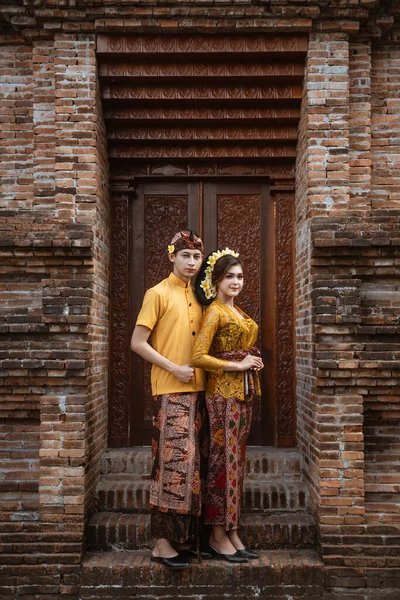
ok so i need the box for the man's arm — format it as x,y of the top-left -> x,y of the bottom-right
131,325 -> 194,383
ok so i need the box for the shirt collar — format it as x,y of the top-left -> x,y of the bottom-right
169,272 -> 190,289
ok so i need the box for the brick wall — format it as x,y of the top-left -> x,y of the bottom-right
0,2 -> 399,598
0,32 -> 110,599
295,27 -> 400,599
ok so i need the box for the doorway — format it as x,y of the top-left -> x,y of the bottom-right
127,180 -> 276,446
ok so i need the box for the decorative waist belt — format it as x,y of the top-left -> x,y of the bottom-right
215,347 -> 261,399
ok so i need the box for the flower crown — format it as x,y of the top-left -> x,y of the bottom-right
200,248 -> 239,300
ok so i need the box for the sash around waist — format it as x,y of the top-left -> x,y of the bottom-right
214,347 -> 261,401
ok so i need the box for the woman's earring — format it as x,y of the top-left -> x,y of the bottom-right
210,285 -> 217,298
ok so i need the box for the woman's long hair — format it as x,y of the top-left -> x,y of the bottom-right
195,253 -> 243,306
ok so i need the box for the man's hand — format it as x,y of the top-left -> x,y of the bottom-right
171,364 -> 194,383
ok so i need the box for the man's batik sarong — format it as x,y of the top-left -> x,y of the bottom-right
204,394 -> 252,531
150,391 -> 208,543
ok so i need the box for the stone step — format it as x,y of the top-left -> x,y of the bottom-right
87,511 -> 317,551
100,446 -> 302,480
96,475 -> 308,513
81,549 -> 323,599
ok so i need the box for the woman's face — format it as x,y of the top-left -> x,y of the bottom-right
217,264 -> 244,302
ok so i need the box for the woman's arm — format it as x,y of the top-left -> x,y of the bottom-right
191,308 -> 248,373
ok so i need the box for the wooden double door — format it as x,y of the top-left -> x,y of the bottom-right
109,179 -> 295,448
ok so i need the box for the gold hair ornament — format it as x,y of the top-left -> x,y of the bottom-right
200,248 -> 239,300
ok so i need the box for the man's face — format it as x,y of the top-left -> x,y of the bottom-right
169,249 -> 203,282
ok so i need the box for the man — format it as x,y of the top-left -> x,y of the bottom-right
131,231 -> 208,569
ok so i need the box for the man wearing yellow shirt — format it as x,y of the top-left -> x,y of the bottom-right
131,231 -> 207,569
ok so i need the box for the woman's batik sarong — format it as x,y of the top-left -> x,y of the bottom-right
204,394 -> 252,531
150,391 -> 208,543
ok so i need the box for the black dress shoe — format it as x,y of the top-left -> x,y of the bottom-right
210,546 -> 248,563
151,554 -> 190,569
236,548 -> 259,560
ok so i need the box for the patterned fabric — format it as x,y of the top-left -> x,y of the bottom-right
150,391 -> 209,517
205,394 -> 252,530
170,230 -> 204,254
191,298 -> 260,401
215,347 -> 262,399
151,509 -> 195,544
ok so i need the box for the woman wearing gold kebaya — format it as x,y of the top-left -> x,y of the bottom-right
192,249 -> 263,563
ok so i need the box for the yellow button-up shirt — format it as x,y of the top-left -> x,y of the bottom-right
136,272 -> 206,395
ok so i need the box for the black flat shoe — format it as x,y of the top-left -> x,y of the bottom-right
210,545 -> 248,563
236,548 -> 259,560
151,554 -> 190,569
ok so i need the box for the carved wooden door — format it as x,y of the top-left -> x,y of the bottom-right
126,181 -> 272,446
109,180 -> 295,447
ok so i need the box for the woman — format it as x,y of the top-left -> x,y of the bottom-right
191,249 -> 264,563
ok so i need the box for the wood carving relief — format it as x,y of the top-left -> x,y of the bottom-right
275,192 -> 295,443
101,62 -> 304,78
104,84 -> 301,101
109,193 -> 130,446
108,126 -> 298,141
110,145 -> 296,159
98,34 -> 308,54
111,163 -> 296,180
217,193 -> 262,432
217,195 -> 261,324
104,107 -> 300,121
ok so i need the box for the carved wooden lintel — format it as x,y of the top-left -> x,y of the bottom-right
97,34 -> 308,55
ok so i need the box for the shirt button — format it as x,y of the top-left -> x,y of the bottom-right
189,303 -> 192,307
192,331 -> 196,336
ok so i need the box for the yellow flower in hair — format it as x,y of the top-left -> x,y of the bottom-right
167,245 -> 175,254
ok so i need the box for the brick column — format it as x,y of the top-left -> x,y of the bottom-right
35,33 -> 110,598
304,33 -> 350,217
349,41 -> 372,212
296,31 -> 367,594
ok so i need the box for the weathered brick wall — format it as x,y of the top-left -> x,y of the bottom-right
295,49 -> 316,508
85,71 -> 110,520
363,35 -> 400,586
349,40 -> 372,212
295,26 -> 400,599
0,32 -> 110,599
0,1 -> 399,598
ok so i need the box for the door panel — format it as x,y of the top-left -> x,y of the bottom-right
130,182 -> 200,445
203,182 -> 272,445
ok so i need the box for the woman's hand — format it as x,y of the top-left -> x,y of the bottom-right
239,355 -> 264,372
171,364 -> 194,383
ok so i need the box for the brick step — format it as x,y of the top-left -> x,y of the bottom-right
81,549 -> 324,599
96,475 -> 308,513
87,511 -> 317,551
100,446 -> 302,480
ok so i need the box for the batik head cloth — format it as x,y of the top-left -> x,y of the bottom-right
168,231 -> 204,255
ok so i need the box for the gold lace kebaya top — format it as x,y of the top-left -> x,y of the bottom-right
191,298 -> 261,401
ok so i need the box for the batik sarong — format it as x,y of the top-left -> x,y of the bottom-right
204,394 -> 252,531
150,391 -> 208,543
